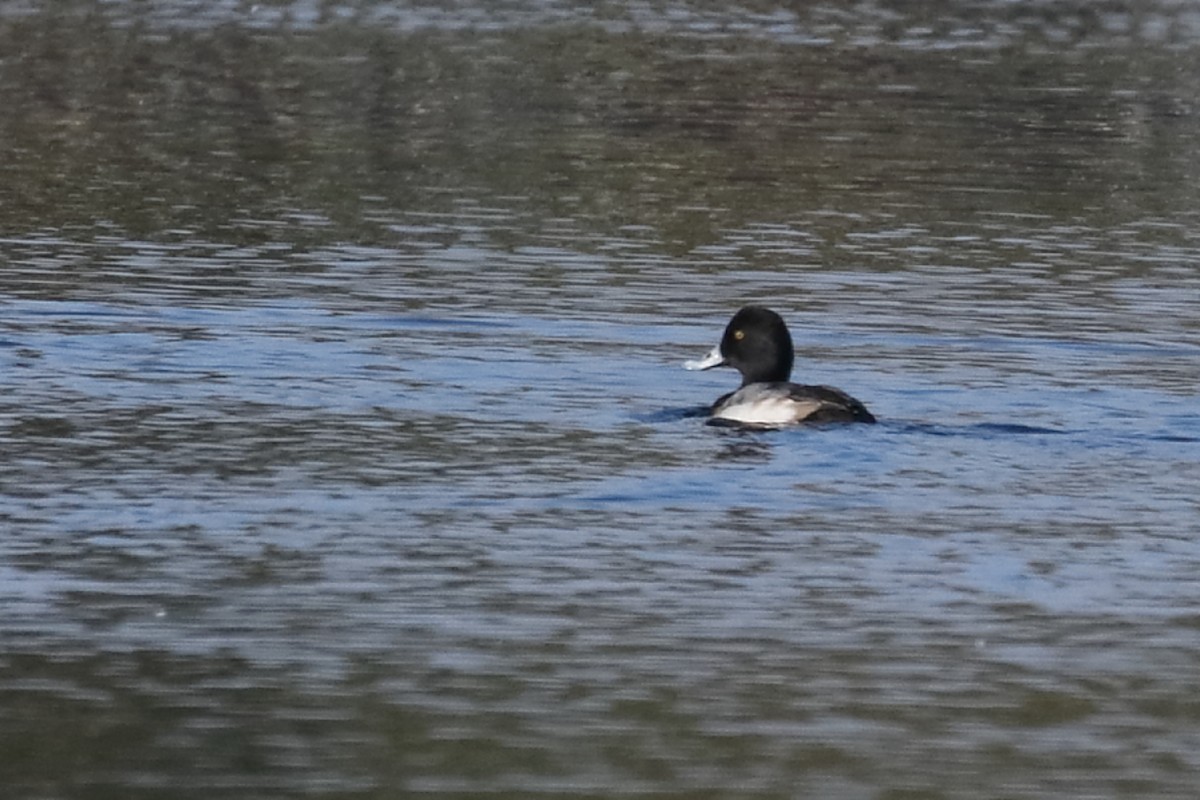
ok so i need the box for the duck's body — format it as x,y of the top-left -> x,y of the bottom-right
711,381 -> 874,426
685,306 -> 875,428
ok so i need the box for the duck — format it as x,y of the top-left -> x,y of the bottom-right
684,305 -> 875,426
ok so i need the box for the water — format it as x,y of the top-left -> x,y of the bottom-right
2,2 -> 1200,797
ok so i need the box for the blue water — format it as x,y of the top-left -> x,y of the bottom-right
5,291 -> 1196,605
4,285 -> 1200,798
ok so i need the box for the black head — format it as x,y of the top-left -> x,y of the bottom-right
719,306 -> 795,385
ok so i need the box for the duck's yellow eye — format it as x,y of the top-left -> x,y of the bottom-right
734,329 -> 745,341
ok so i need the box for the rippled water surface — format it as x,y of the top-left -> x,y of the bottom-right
2,2 -> 1200,797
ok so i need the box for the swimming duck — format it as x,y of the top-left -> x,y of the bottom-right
685,305 -> 875,426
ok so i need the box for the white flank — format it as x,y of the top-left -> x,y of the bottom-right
714,396 -> 821,426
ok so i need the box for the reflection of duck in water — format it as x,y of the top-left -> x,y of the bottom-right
685,306 -> 875,427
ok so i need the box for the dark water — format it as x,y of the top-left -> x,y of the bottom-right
2,2 -> 1200,797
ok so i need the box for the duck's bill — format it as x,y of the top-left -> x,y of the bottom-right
684,345 -> 725,371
